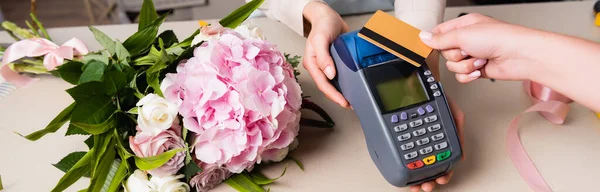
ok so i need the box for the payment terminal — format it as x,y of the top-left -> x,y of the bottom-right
329,30 -> 462,187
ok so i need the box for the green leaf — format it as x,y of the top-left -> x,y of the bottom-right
72,113 -> 117,135
83,52 -> 110,65
104,159 -> 128,192
53,61 -> 84,85
219,0 -> 264,28
126,107 -> 138,114
85,136 -> 94,149
79,61 -> 106,84
250,164 -> 288,185
146,42 -> 169,96
134,148 -> 184,171
53,151 -> 90,178
16,102 -> 76,141
138,0 -> 158,31
114,41 -> 130,62
123,14 -> 167,55
168,29 -> 199,51
0,174 -> 3,191
156,30 -> 178,48
70,95 -> 117,135
224,172 -> 265,192
65,124 -> 90,136
66,82 -> 107,102
286,156 -> 304,171
114,129 -> 134,160
51,149 -> 94,192
91,133 -> 113,173
103,66 -> 129,95
300,99 -> 335,128
88,138 -> 117,192
89,26 -> 117,55
183,161 -> 202,181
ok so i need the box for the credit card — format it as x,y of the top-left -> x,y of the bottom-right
358,10 -> 432,67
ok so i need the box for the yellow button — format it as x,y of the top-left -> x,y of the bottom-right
595,13 -> 600,26
423,155 -> 436,165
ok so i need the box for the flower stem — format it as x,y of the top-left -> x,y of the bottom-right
9,63 -> 48,74
21,59 -> 44,66
30,13 -> 51,41
25,20 -> 40,37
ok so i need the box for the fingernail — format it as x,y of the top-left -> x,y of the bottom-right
460,50 -> 468,56
419,31 -> 432,40
324,66 -> 335,79
473,59 -> 487,68
468,70 -> 481,78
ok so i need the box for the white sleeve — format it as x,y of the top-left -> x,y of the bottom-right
393,0 -> 447,31
246,0 -> 326,36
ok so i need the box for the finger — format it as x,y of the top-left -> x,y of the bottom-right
311,34 -> 336,80
455,70 -> 481,83
436,172 -> 454,185
419,29 -> 463,51
303,45 -> 350,108
432,13 -> 494,34
410,185 -> 421,192
440,49 -> 468,62
421,181 -> 436,192
445,58 -> 487,74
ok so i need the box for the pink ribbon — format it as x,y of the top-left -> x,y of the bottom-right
1,38 -> 89,87
507,81 -> 572,192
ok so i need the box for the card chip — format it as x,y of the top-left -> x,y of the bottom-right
358,10 -> 433,67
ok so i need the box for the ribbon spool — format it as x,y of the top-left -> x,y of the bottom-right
507,81 -> 572,192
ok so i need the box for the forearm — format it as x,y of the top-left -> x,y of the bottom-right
247,0 -> 324,36
527,30 -> 600,112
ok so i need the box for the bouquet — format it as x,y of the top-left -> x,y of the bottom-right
2,0 -> 336,191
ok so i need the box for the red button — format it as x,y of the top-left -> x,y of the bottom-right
406,160 -> 425,170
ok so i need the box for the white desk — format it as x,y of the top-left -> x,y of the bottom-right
1,1 -> 600,192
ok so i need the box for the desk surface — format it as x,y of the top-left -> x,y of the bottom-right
2,1 -> 600,192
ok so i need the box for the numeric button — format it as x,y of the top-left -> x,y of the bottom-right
398,133 -> 411,142
424,115 -> 438,123
419,146 -> 433,155
427,124 -> 441,132
409,119 -> 423,128
431,133 -> 445,141
401,142 -> 415,151
404,151 -> 418,160
394,124 -> 408,132
434,142 -> 448,150
416,137 -> 430,146
413,128 -> 427,137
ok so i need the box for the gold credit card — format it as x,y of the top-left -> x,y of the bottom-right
358,10 -> 433,67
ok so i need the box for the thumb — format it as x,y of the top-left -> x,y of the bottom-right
419,30 -> 462,51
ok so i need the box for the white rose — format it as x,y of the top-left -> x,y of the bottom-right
137,94 -> 178,136
150,174 -> 190,192
234,24 -> 265,40
124,170 -> 155,192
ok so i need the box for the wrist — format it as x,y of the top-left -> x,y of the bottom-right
303,1 -> 334,24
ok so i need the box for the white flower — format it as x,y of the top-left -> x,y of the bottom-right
137,94 -> 178,136
191,32 -> 220,47
124,170 -> 155,192
234,24 -> 265,40
150,174 -> 190,192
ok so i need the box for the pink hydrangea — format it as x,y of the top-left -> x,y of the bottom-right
129,120 -> 186,177
161,27 -> 302,173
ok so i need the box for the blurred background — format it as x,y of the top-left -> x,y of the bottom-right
0,0 -> 584,28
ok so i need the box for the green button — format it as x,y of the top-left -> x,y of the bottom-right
436,150 -> 451,161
